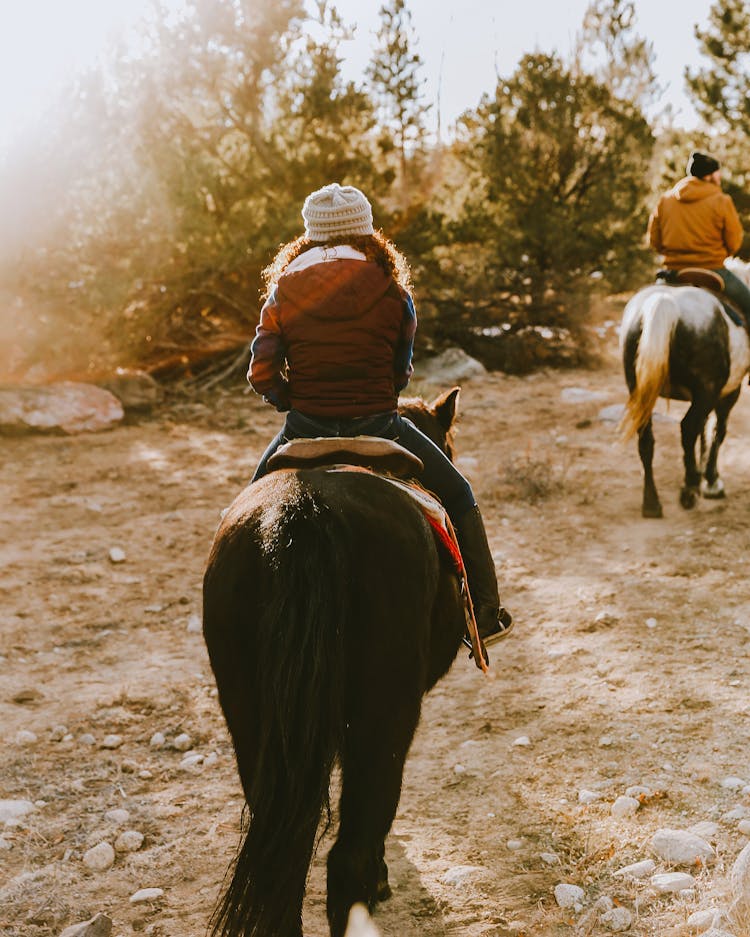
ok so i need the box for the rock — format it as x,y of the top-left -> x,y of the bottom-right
738,820 -> 750,836
687,909 -> 722,933
180,752 -> 204,769
0,835 -> 12,849
15,729 -> 38,745
651,871 -> 696,893
613,859 -> 655,880
721,777 -> 746,791
149,732 -> 166,748
512,736 -> 531,747
690,820 -> 720,841
560,387 -> 608,403
593,896 -> 614,913
108,548 -> 126,564
540,852 -> 559,865
578,789 -> 602,805
0,799 -> 35,823
601,906 -> 633,932
99,735 -> 123,749
507,839 -> 523,850
82,841 -> 115,872
598,404 -> 626,423
442,865 -> 485,886
11,687 -> 44,704
79,733 -> 96,745
554,883 -> 585,910
418,348 -> 486,384
594,610 -> 619,627
731,841 -> 750,908
104,808 -> 129,825
625,785 -> 653,800
129,887 -> 164,903
651,828 -> 714,865
114,830 -> 144,853
172,733 -> 192,751
599,736 -> 614,747
58,912 -> 113,937
0,382 -> 124,435
50,725 -> 68,741
97,369 -> 163,411
611,796 -> 640,818
723,807 -> 749,821
186,613 -> 202,633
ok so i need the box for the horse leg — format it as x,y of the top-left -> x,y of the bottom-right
326,694 -> 421,937
679,395 -> 712,509
702,388 -> 740,499
637,419 -> 662,518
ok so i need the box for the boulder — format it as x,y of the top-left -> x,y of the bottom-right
97,369 -> 163,411
0,382 -> 123,435
417,348 -> 486,384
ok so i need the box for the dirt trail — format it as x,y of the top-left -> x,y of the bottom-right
2,357 -> 750,937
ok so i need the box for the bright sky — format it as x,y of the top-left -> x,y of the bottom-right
0,0 -> 715,154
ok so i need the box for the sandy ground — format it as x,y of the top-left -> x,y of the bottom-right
3,342 -> 750,937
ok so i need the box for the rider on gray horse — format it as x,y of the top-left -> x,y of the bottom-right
647,150 -> 750,323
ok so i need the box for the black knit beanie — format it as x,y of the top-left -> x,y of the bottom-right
687,151 -> 720,178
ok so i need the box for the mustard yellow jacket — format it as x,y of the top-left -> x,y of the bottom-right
647,176 -> 743,269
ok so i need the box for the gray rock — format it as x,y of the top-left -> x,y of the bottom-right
442,865 -> 485,886
129,887 -> 164,903
57,913 -> 113,937
172,732 -> 192,752
82,841 -> 115,871
611,796 -> 640,818
731,841 -> 750,908
651,871 -> 696,893
0,382 -> 123,435
97,369 -> 163,411
0,799 -> 35,823
554,883 -> 585,910
58,912 -> 113,937
601,906 -> 633,932
651,828 -> 714,865
417,348 -> 486,384
114,830 -> 144,853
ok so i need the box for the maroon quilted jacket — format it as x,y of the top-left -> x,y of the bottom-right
249,253 -> 414,417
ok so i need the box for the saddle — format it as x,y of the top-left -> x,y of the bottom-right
266,435 -> 424,478
656,267 -> 746,328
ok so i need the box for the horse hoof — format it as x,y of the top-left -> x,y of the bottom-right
701,479 -> 726,500
679,487 -> 699,510
642,503 -> 663,518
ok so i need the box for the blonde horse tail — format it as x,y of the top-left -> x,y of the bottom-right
620,292 -> 679,440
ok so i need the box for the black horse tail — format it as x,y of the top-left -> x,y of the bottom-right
621,290 -> 679,439
205,491 -> 348,937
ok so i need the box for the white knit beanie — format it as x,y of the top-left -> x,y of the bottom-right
301,183 -> 374,241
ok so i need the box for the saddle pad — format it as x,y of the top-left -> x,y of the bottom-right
267,435 -> 424,478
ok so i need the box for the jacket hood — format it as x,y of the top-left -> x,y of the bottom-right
278,258 -> 394,322
671,176 -> 722,203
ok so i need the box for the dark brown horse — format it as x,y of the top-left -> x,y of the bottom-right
203,388 -> 468,937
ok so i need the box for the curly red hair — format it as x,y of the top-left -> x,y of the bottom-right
261,232 -> 413,300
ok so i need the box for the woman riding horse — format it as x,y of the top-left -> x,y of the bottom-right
248,182 -> 512,651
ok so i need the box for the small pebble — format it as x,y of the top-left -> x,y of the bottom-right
611,796 -> 639,818
721,776 -> 746,791
578,789 -> 602,804
180,752 -> 204,768
613,859 -> 655,879
50,725 -> 68,741
738,819 -> 750,836
651,828 -> 714,865
442,865 -> 485,886
687,909 -> 721,933
172,733 -> 192,751
186,614 -> 202,633
601,906 -> 633,932
645,617 -> 657,628
0,799 -> 35,823
540,852 -> 559,865
507,839 -> 523,850
115,830 -> 144,853
83,841 -> 115,872
513,736 -> 531,747
599,736 -> 613,747
105,808 -> 130,825
108,547 -> 126,564
625,785 -> 652,799
15,729 -> 38,745
79,733 -> 96,746
453,764 -> 466,774
129,887 -> 164,903
204,751 -> 218,767
0,836 -> 13,850
139,769 -> 154,780
651,871 -> 696,893
690,820 -> 719,840
100,735 -> 123,750
149,732 -> 166,748
554,883 -> 585,910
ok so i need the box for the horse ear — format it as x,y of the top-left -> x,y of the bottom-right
431,386 -> 460,431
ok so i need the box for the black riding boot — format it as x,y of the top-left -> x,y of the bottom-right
453,505 -> 513,647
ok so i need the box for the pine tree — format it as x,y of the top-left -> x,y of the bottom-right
686,0 -> 750,136
366,0 -> 431,186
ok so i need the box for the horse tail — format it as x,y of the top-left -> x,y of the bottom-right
205,490 -> 347,937
620,291 -> 679,439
